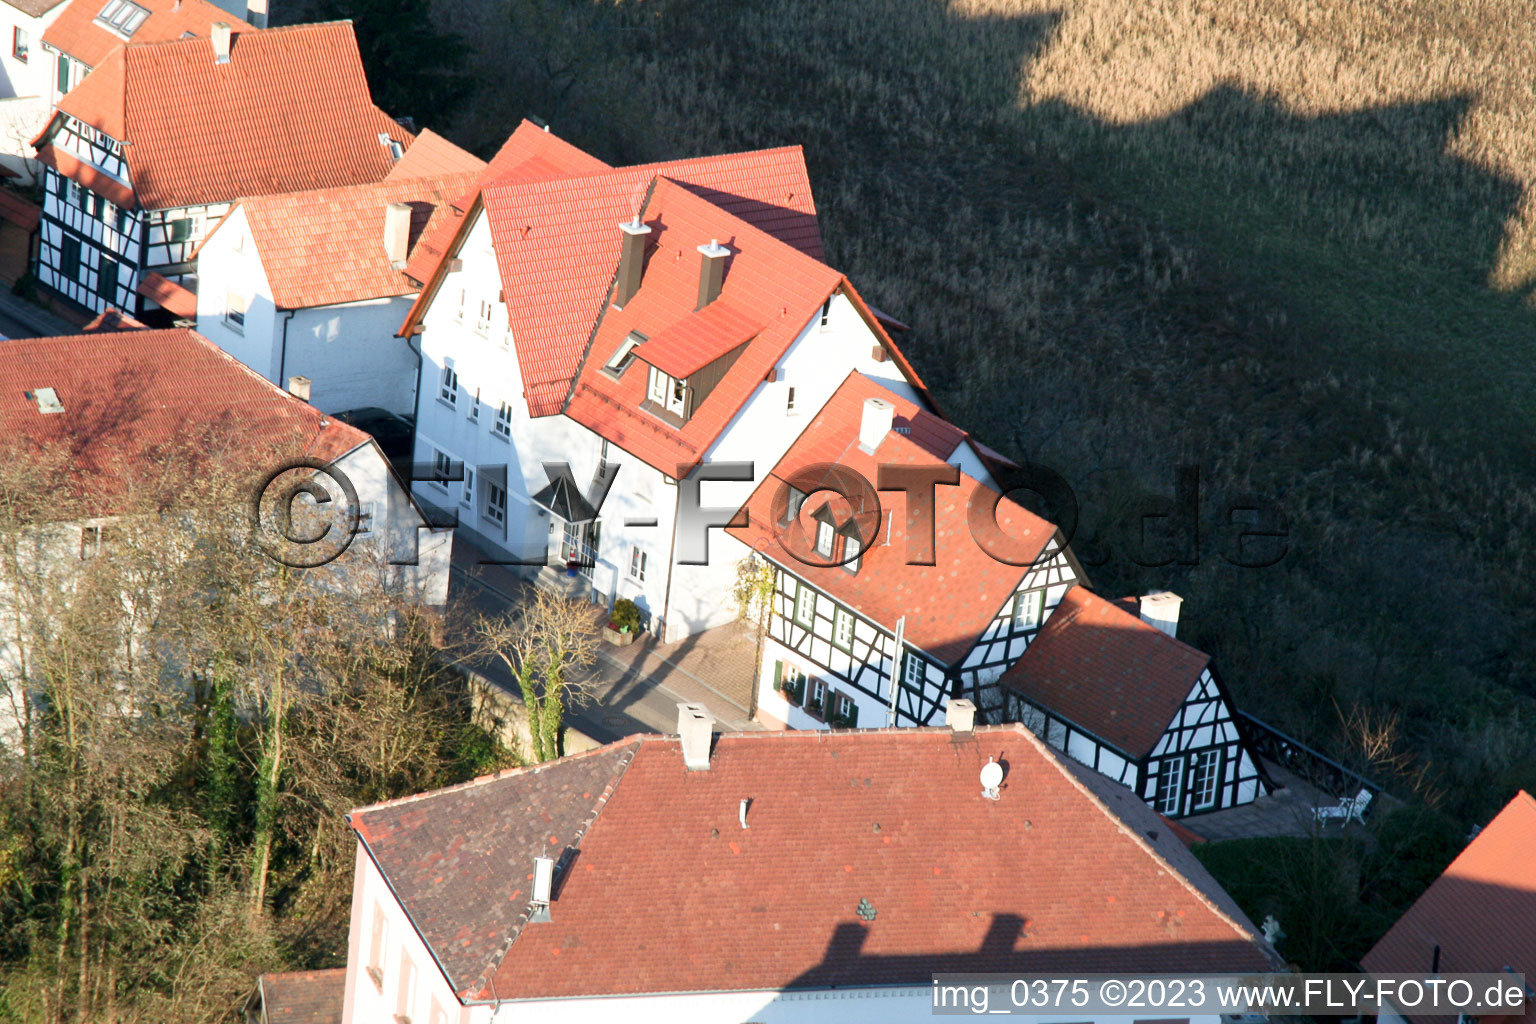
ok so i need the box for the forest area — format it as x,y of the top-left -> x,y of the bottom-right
321,0 -> 1536,824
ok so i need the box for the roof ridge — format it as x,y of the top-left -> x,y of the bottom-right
1073,585 -> 1212,661
1026,721 -> 1277,963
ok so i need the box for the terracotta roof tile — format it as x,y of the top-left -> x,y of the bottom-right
1362,790 -> 1536,1024
563,179 -> 848,471
231,167 -> 482,309
43,0 -> 250,70
628,297 -> 761,379
49,22 -> 412,210
7,0 -> 68,18
0,328 -> 367,516
729,372 -> 1054,664
82,307 -> 148,331
34,143 -> 133,206
1000,586 -> 1211,758
135,270 -> 195,317
254,968 -> 345,1024
381,128 -> 483,183
351,727 -> 1277,1002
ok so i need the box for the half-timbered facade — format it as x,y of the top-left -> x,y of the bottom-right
30,19 -> 411,316
1000,586 -> 1269,818
729,372 -> 1077,731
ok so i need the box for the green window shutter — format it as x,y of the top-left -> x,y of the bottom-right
846,699 -> 858,727
772,660 -> 782,689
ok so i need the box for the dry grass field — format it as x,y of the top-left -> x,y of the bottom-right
408,0 -> 1536,821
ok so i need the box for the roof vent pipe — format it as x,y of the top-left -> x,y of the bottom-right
1139,591 -> 1183,638
614,219 -> 651,308
211,22 -> 231,64
857,397 -> 894,454
383,202 -> 411,268
695,239 -> 729,310
677,702 -> 713,770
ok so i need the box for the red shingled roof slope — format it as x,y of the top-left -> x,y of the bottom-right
382,128 -> 484,183
400,120 -> 611,288
1363,790 -> 1536,1024
729,372 -> 1053,664
478,146 -> 824,417
351,726 -> 1277,1002
49,22 -> 412,210
234,168 -> 482,309
1000,586 -> 1211,758
254,968 -> 345,1024
565,177 -> 842,472
0,329 -> 366,516
43,0 -> 251,70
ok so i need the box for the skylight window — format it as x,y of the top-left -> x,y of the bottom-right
604,332 -> 645,376
96,0 -> 149,38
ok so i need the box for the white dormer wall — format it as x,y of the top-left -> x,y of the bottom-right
660,291 -> 922,641
197,205 -> 419,415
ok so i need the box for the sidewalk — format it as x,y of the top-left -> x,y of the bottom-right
447,535 -> 763,743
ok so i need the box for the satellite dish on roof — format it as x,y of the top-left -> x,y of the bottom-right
980,758 -> 1004,800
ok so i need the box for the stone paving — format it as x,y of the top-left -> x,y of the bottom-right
1183,760 -> 1370,842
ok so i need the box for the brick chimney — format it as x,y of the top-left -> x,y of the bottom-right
211,22 -> 231,64
383,202 -> 411,268
695,239 -> 729,310
614,219 -> 650,308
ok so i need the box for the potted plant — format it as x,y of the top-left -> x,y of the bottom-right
781,675 -> 805,706
604,598 -> 643,646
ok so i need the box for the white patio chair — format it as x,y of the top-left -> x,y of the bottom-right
1313,788 -> 1372,827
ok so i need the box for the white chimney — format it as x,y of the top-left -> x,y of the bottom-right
1140,591 -> 1183,638
945,698 -> 976,733
677,702 -> 713,770
211,22 -> 231,64
287,375 -> 311,401
383,202 -> 411,268
857,397 -> 894,453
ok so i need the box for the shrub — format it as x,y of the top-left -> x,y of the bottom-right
609,597 -> 642,634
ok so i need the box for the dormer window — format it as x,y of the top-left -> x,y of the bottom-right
96,0 -> 149,38
814,519 -> 834,558
783,485 -> 807,524
842,531 -> 862,573
646,365 -> 687,419
604,332 -> 644,377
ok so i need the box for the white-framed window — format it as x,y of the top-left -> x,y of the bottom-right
793,585 -> 815,627
430,449 -> 451,490
819,298 -> 832,330
628,545 -> 647,582
494,402 -> 512,438
13,27 -> 28,62
97,0 -> 149,37
829,690 -> 857,725
366,903 -> 388,989
805,676 -> 827,715
460,467 -> 475,509
485,482 -> 506,525
814,519 -> 834,558
1191,750 -> 1221,811
474,298 -> 492,335
901,651 -> 924,690
605,332 -> 644,375
833,607 -> 853,650
1155,756 -> 1185,816
786,386 -> 798,414
646,366 -> 687,418
438,364 -> 458,405
843,532 -> 862,573
1011,589 -> 1044,632
395,950 -> 417,1023
223,291 -> 246,333
354,502 -> 375,537
783,485 -> 807,524
467,387 -> 480,421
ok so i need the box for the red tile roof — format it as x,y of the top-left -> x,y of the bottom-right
82,307 -> 148,331
349,726 -> 1278,1002
43,0 -> 251,70
34,144 -> 134,207
0,329 -> 367,516
564,178 -> 843,471
136,271 -> 196,318
254,968 -> 345,1024
0,188 -> 41,231
728,372 -> 1054,664
628,297 -> 762,379
400,120 -> 611,288
1000,586 -> 1212,758
229,167 -> 482,310
1362,790 -> 1536,1024
46,22 -> 412,211
381,127 -> 484,183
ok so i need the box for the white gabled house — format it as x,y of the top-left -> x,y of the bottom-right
400,121 -> 932,642
194,129 -> 484,417
30,19 -> 411,317
315,714 -> 1280,1024
0,0 -> 68,175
